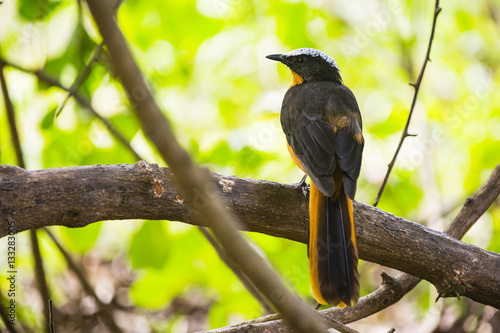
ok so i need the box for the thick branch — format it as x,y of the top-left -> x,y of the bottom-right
1,162 -> 499,309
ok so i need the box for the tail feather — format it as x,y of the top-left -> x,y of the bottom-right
309,183 -> 359,306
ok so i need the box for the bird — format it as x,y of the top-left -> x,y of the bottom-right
266,48 -> 363,307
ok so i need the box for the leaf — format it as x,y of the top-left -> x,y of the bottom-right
130,268 -> 176,308
270,0 -> 313,48
41,107 -> 57,130
60,222 -> 102,254
108,112 -> 141,141
129,220 -> 169,269
206,142 -> 233,165
18,0 -> 61,21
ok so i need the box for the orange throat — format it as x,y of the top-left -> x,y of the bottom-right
289,70 -> 304,88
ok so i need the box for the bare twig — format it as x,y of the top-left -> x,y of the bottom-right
55,42 -> 103,117
48,300 -> 55,333
84,1 -> 329,331
0,58 -> 143,161
198,227 -> 275,315
1,61 -> 51,332
29,231 -> 51,333
0,60 -> 23,167
373,0 -> 442,207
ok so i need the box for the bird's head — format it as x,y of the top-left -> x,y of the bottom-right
266,48 -> 342,85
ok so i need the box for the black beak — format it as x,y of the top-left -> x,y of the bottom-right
266,54 -> 284,62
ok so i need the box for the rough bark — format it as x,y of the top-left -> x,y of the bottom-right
0,161 -> 499,309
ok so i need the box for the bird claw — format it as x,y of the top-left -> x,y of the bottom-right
296,174 -> 309,198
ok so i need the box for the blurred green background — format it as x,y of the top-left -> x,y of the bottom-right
0,0 -> 499,332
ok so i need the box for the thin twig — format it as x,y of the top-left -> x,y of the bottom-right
1,61 -> 51,332
0,59 -> 23,167
373,0 -> 442,207
198,227 -> 275,315
85,1 -> 329,331
48,300 -> 55,333
55,43 -> 104,117
29,231 -> 51,333
0,58 -> 143,161
44,229 -> 124,333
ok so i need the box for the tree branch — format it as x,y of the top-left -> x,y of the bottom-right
373,0 -> 442,206
84,1 -> 329,331
1,162 -> 499,309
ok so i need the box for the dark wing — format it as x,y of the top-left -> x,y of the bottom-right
281,82 -> 363,198
334,85 -> 364,199
286,116 -> 337,196
336,124 -> 363,199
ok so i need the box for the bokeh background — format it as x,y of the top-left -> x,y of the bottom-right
0,0 -> 499,332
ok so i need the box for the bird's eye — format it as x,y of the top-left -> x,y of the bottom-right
297,57 -> 305,64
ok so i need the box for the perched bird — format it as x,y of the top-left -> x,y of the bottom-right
267,48 -> 363,307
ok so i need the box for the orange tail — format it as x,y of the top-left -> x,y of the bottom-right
308,183 -> 359,306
